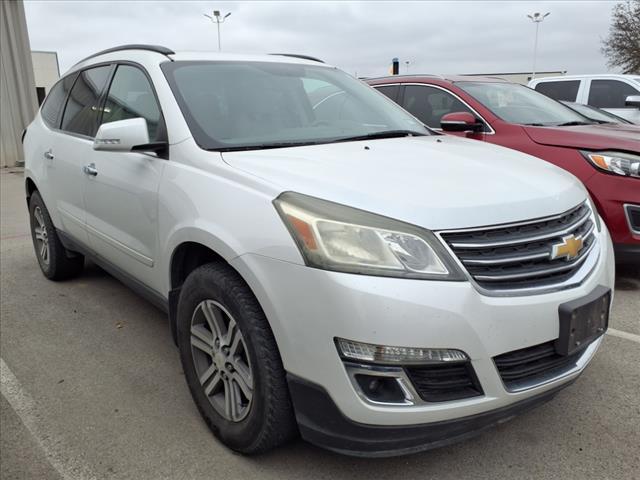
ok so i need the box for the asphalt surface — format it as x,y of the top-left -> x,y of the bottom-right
1,168 -> 639,480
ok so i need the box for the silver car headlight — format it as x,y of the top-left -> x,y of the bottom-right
274,192 -> 465,280
582,150 -> 640,178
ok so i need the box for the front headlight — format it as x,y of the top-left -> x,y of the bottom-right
582,151 -> 640,178
274,192 -> 464,280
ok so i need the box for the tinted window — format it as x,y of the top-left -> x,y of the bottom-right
40,74 -> 76,128
402,85 -> 476,128
61,66 -> 111,137
100,65 -> 162,141
534,80 -> 580,101
162,61 -> 429,150
374,85 -> 400,101
588,80 -> 639,108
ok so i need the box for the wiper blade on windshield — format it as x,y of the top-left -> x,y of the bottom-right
212,141 -> 324,152
555,121 -> 595,127
331,130 -> 427,143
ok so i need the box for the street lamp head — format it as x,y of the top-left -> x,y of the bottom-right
213,10 -> 220,17
224,12 -> 231,19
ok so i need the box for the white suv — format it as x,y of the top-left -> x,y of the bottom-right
529,74 -> 640,124
23,45 -> 615,457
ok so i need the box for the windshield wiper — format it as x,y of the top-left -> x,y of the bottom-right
212,141 -> 324,152
331,130 -> 427,143
555,121 -> 595,127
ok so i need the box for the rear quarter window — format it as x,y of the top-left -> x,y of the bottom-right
40,74 -> 76,128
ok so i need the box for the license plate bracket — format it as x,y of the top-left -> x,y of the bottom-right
556,285 -> 611,357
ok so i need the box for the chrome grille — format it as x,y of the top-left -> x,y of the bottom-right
440,202 -> 597,291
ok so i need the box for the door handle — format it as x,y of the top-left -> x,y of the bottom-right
83,163 -> 98,177
44,150 -> 54,160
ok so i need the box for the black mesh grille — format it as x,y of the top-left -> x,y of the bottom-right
440,203 -> 597,291
405,362 -> 483,402
494,341 -> 582,390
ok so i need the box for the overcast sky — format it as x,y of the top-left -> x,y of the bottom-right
24,1 -> 618,77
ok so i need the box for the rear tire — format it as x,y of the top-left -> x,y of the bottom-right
177,262 -> 297,454
29,191 -> 84,280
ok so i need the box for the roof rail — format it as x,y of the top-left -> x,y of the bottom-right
270,53 -> 325,63
73,44 -> 175,67
367,73 -> 445,81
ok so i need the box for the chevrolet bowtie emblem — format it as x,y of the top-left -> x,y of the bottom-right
551,235 -> 584,261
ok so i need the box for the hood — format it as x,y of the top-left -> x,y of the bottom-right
222,135 -> 586,230
523,124 -> 640,151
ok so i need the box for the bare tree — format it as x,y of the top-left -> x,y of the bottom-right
601,0 -> 640,74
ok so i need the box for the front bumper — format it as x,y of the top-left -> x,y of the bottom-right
287,373 -> 575,457
230,224 -> 615,451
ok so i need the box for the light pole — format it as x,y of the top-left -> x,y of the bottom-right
405,61 -> 410,73
204,10 -> 231,51
527,12 -> 550,80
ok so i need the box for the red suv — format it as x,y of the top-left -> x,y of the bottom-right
367,75 -> 640,264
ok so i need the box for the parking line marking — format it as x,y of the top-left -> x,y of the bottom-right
606,328 -> 640,344
0,358 -> 97,480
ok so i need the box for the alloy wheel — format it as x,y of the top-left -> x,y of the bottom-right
190,300 -> 253,422
33,206 -> 50,266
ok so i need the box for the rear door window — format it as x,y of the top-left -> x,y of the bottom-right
534,80 -> 580,101
402,85 -> 476,128
100,65 -> 163,141
40,74 -> 76,128
588,80 -> 640,108
60,66 -> 112,137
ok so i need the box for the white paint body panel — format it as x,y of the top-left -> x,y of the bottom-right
24,50 -> 616,428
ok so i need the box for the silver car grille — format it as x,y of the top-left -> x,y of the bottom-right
439,202 -> 597,292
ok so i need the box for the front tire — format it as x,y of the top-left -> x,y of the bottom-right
29,191 -> 84,280
177,262 -> 297,454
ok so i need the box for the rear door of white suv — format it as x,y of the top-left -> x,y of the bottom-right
83,62 -> 166,289
42,65 -> 113,244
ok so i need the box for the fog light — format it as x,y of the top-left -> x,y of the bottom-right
354,374 -> 406,403
336,338 -> 468,364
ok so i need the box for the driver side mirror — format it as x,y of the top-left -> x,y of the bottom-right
440,112 -> 485,133
625,95 -> 640,108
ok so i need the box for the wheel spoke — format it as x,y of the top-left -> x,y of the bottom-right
34,227 -> 44,240
199,363 -> 217,385
223,376 -> 236,420
226,318 -> 241,354
191,324 -> 214,347
231,369 -> 252,400
203,371 -> 222,396
191,335 -> 213,356
34,209 -> 44,228
202,301 -> 225,342
39,242 -> 47,260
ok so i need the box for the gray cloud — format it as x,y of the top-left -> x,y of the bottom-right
25,0 -> 616,77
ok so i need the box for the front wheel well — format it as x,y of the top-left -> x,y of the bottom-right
168,242 -> 227,343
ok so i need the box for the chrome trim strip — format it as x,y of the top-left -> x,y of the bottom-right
474,240 -> 596,281
623,203 -> 640,235
462,250 -> 550,266
450,208 -> 591,248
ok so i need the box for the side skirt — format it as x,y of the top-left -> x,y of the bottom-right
57,230 -> 169,314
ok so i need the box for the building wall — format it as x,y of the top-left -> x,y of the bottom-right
1,0 -> 38,168
32,51 -> 60,103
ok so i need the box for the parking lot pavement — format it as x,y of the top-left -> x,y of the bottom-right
1,168 -> 638,480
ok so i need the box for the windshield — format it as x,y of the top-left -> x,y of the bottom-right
457,82 -> 592,126
562,102 -> 628,124
162,61 -> 430,150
